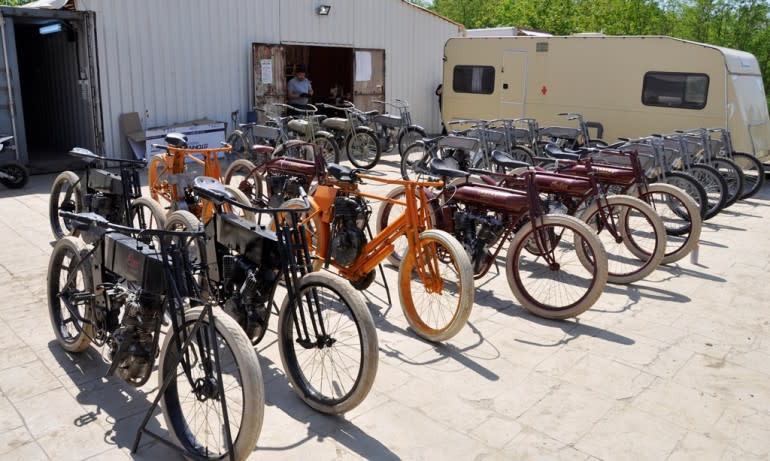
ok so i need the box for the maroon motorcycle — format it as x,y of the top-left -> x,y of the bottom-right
377,157 -> 609,320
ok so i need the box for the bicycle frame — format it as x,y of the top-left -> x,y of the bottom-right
306,173 -> 444,286
148,143 -> 229,222
53,212 -> 238,457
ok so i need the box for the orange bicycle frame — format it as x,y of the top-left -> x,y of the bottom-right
305,172 -> 444,289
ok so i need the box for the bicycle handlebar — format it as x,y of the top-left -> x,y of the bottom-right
59,210 -> 205,238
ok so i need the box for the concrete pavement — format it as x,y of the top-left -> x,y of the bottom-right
1,157 -> 769,460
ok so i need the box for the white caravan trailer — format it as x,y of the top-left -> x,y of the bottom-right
442,35 -> 770,164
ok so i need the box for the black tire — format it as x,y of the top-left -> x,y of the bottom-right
47,237 -> 94,352
315,133 -> 340,164
49,170 -> 82,240
0,161 -> 29,189
506,215 -> 608,319
400,141 -> 432,181
130,196 -> 167,230
397,127 -> 426,157
346,130 -> 381,169
398,229 -> 474,342
711,157 -> 744,208
278,271 -> 378,414
688,164 -> 727,220
658,171 -> 708,219
223,158 -> 264,207
629,183 -> 702,265
160,306 -> 263,460
577,195 -> 666,284
732,152 -> 765,199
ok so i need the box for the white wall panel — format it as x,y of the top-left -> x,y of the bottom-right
76,0 -> 462,157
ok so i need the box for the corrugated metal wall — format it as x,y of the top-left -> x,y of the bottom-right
76,0 -> 462,157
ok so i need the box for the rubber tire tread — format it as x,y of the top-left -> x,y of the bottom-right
277,271 -> 378,414
159,306 -> 264,461
398,229 -> 474,342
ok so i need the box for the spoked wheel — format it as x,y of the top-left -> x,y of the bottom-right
226,130 -> 250,160
506,215 -> 608,319
130,196 -> 167,230
223,158 -> 264,207
159,306 -> 263,461
659,172 -> 708,220
346,130 -> 381,169
47,237 -> 94,352
49,171 -> 82,240
578,195 -> 666,284
0,161 -> 29,189
278,271 -> 378,414
397,127 -> 426,157
731,152 -> 765,199
315,135 -> 340,164
687,164 -> 727,220
711,157 -> 744,208
630,183 -> 702,264
398,229 -> 474,342
505,146 -> 536,166
400,141 -> 433,181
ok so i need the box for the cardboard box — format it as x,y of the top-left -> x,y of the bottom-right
121,113 -> 225,159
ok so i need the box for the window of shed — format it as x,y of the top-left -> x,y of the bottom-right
453,66 -> 495,94
642,72 -> 709,109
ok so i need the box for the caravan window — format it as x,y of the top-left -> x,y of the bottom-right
642,72 -> 709,109
453,66 -> 495,94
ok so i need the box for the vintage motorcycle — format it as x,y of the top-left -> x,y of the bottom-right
165,177 -> 378,414
49,148 -> 166,239
47,211 -> 263,460
378,157 -> 610,319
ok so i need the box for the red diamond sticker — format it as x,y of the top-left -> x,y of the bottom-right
541,85 -> 548,95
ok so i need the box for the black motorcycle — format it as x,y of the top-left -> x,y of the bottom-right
49,148 -> 166,239
165,176 -> 378,414
47,211 -> 263,460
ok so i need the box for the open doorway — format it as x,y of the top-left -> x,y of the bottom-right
1,9 -> 101,174
251,43 -> 384,117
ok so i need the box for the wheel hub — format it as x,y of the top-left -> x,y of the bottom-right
193,377 -> 220,401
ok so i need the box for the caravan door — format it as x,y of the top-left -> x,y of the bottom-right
499,50 -> 527,118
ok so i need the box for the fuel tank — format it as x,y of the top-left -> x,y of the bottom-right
266,157 -> 317,178
451,183 -> 529,214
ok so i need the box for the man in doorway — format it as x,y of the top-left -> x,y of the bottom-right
288,65 -> 314,110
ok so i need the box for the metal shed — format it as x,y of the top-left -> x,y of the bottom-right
1,0 -> 463,170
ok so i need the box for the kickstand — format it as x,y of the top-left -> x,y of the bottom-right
377,262 -> 392,306
365,222 -> 392,306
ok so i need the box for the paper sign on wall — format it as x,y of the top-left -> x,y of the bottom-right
355,51 -> 372,82
261,59 -> 273,85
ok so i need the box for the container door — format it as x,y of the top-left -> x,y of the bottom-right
353,49 -> 384,111
0,14 -> 24,162
499,50 -> 527,118
82,11 -> 102,154
252,43 -> 286,113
